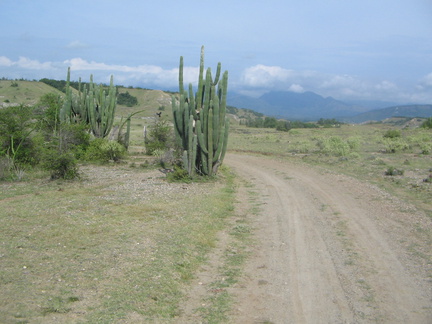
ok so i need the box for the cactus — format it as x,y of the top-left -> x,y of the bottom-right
60,68 -> 117,139
87,74 -> 117,138
172,46 -> 229,176
60,68 -> 89,124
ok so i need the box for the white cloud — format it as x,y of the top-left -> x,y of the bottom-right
0,56 -> 54,70
16,57 -> 53,70
288,84 -> 304,93
65,40 -> 90,49
374,80 -> 397,91
0,56 -> 13,67
241,64 -> 295,88
418,72 -> 432,89
63,57 -> 200,88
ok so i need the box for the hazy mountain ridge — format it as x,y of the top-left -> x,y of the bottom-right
227,90 -> 432,122
341,104 -> 432,124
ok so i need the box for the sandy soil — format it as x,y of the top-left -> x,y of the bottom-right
222,153 -> 432,324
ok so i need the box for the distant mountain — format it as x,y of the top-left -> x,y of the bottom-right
341,105 -> 432,124
227,90 -> 432,122
343,99 -> 399,110
228,91 -> 371,120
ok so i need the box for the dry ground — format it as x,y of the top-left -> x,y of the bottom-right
219,153 -> 431,323
176,151 -> 432,323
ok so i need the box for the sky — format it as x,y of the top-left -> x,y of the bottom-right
1,0 -> 432,104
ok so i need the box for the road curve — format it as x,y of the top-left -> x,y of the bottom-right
226,153 -> 431,324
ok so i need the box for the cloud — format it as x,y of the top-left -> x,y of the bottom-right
0,56 -> 13,67
0,56 -> 54,70
63,57 -> 199,87
239,64 -> 432,103
241,64 -> 296,88
418,72 -> 432,90
65,40 -> 90,49
288,84 -> 304,93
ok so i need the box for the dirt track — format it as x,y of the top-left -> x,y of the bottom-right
225,153 -> 431,324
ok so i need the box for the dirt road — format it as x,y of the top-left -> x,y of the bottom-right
225,154 -> 431,323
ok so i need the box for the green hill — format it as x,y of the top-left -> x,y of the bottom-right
0,80 -> 64,107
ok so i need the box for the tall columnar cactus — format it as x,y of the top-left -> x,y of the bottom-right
87,74 -> 117,138
172,46 -> 229,176
59,68 -> 117,139
60,67 -> 88,124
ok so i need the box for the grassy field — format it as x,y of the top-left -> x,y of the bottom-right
0,161 -> 243,322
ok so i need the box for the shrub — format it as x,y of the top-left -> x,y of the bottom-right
421,117 -> 432,129
84,138 -> 126,162
145,119 -> 174,155
382,137 -> 410,153
385,166 -> 404,176
383,129 -> 401,138
166,165 -> 191,183
117,91 -> 138,107
43,152 -> 79,180
317,136 -> 351,156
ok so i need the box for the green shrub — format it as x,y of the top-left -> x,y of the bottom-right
117,91 -> 138,107
385,166 -> 404,176
84,138 -> 126,162
166,165 -> 191,182
421,117 -> 432,129
382,137 -> 410,153
145,119 -> 173,155
43,152 -> 79,180
383,129 -> 401,138
420,142 -> 431,155
317,136 -> 351,156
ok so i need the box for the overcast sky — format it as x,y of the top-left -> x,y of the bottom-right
1,0 -> 431,104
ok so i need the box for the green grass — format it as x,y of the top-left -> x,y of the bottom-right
0,164 -> 237,323
0,80 -> 64,106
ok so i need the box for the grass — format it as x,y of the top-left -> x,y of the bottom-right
0,80 -> 64,106
0,164 -> 237,323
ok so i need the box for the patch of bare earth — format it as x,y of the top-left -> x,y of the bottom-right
223,153 -> 432,324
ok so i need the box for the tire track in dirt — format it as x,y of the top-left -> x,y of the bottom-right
226,153 -> 431,324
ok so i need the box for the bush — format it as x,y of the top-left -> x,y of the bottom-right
0,104 -> 40,165
145,119 -> 174,155
421,117 -> 432,129
383,129 -> 401,138
84,138 -> 126,162
166,165 -> 191,182
117,91 -> 138,107
385,166 -> 404,176
317,136 -> 351,156
43,152 -> 79,180
382,137 -> 410,153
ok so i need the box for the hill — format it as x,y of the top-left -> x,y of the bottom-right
0,80 -> 64,107
343,104 -> 432,123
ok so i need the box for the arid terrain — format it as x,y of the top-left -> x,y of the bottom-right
180,153 -> 432,323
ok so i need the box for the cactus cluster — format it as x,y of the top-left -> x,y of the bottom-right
172,46 -> 229,176
60,67 -> 117,139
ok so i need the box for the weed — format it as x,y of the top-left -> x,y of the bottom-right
385,166 -> 404,176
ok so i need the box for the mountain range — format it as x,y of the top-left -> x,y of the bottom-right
227,90 -> 432,122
